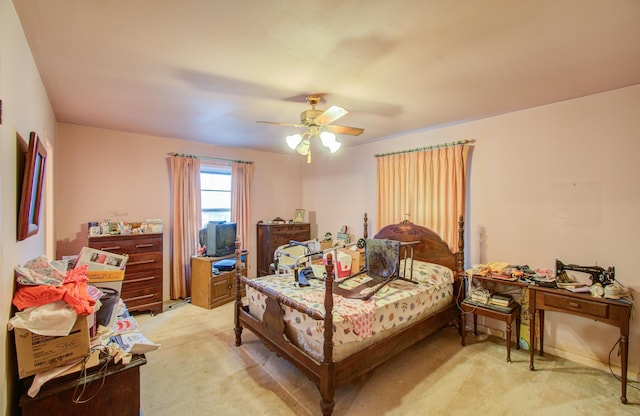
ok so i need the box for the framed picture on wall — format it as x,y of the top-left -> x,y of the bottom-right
17,132 -> 47,241
293,209 -> 305,223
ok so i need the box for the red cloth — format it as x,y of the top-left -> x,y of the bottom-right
12,265 -> 96,315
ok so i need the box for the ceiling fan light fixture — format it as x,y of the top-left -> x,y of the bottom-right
320,131 -> 336,147
296,138 -> 310,155
286,134 -> 302,149
327,140 -> 341,153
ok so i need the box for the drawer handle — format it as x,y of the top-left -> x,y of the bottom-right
126,276 -> 157,284
100,245 -> 122,251
127,259 -> 156,266
568,302 -> 581,309
136,243 -> 154,248
125,294 -> 154,302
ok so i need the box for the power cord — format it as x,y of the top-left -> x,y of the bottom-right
608,337 -> 639,393
71,346 -> 114,404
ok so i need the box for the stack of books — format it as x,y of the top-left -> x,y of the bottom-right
469,287 -> 491,304
489,293 -> 514,307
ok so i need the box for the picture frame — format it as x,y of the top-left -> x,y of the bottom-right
17,132 -> 47,241
293,209 -> 305,223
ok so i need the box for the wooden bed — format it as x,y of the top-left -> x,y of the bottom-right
233,216 -> 465,416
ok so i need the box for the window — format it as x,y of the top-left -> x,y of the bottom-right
200,167 -> 231,226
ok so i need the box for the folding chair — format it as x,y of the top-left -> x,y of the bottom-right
332,239 -> 401,299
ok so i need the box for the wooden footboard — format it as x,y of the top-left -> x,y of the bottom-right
234,248 -> 338,414
233,216 -> 465,416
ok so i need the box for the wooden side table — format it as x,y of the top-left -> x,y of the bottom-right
461,299 -> 521,362
191,253 -> 248,309
528,285 -> 632,403
19,355 -> 146,416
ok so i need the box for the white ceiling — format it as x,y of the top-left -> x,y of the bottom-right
13,0 -> 640,154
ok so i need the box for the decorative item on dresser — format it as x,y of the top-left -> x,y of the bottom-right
88,233 -> 163,315
256,221 -> 311,276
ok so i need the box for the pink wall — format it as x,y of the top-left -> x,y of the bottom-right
2,0 -> 58,411
44,84 -> 640,384
303,84 -> 640,376
54,124 -> 307,295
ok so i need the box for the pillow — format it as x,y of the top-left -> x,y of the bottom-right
399,258 -> 454,285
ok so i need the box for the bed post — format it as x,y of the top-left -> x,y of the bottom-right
233,237 -> 244,346
457,215 -> 464,273
320,253 -> 336,416
456,216 -> 465,335
363,212 -> 368,239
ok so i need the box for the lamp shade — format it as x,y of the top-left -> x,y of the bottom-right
327,140 -> 342,153
286,134 -> 302,149
320,131 -> 337,147
296,138 -> 310,155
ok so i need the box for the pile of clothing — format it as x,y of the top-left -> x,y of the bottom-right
7,255 -> 132,397
9,255 -> 97,335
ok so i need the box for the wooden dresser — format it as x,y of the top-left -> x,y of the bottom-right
88,233 -> 163,315
256,222 -> 310,276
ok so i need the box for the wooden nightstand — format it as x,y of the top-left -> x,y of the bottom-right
461,299 -> 521,362
191,253 -> 247,309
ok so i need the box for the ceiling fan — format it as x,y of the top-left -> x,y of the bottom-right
257,95 -> 364,162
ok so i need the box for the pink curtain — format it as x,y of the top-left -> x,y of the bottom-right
231,161 -> 254,251
169,155 -> 201,299
376,143 -> 469,251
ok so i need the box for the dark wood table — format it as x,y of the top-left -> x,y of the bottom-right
461,299 -> 521,362
527,285 -> 632,404
19,354 -> 146,416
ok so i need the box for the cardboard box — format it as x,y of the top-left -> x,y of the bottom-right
322,250 -> 354,278
14,316 -> 90,378
339,248 -> 365,275
85,269 -> 125,282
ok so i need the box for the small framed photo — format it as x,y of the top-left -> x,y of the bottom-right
293,209 -> 305,223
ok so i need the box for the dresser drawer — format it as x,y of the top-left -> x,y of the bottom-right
89,236 -> 162,255
542,292 -> 609,319
125,252 -> 163,274
120,284 -> 163,310
122,270 -> 163,290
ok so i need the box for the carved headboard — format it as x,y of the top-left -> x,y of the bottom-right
373,219 -> 462,272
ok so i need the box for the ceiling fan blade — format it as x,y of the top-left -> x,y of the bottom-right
256,121 -> 304,128
314,105 -> 348,125
324,124 -> 365,136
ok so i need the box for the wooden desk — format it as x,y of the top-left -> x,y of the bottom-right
527,286 -> 632,404
19,355 -> 146,416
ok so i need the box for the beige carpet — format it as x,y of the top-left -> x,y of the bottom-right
136,301 -> 639,416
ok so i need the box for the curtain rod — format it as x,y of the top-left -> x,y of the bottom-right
168,152 -> 254,164
374,139 -> 470,158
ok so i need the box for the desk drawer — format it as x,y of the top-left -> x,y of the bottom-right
543,292 -> 608,318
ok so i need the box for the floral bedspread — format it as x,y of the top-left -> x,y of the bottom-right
246,259 -> 454,351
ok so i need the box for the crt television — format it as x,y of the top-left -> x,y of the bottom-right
199,221 -> 237,257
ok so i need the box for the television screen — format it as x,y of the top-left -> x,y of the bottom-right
199,222 -> 237,257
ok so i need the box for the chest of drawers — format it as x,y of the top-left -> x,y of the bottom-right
88,233 -> 163,315
256,222 -> 310,276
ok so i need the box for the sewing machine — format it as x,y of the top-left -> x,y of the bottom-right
556,259 -> 615,286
